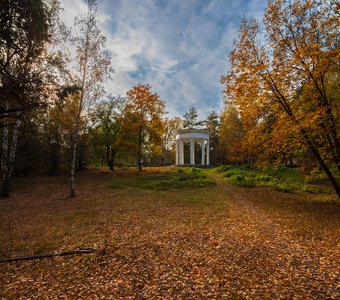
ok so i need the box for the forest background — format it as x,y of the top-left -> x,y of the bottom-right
0,0 -> 339,198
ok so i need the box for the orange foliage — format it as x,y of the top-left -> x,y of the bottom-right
123,84 -> 165,170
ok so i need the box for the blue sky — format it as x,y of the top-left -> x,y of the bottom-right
60,0 -> 266,119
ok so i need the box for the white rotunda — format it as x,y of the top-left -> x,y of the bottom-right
175,128 -> 210,165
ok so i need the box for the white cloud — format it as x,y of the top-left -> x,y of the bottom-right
59,0 -> 266,119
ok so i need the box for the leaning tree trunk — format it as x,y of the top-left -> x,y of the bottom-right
308,143 -> 340,199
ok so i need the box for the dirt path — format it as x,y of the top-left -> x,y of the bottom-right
206,172 -> 339,299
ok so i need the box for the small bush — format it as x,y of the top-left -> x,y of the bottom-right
302,185 -> 329,194
191,167 -> 202,173
275,183 -> 292,193
255,175 -> 275,181
230,174 -> 244,181
215,165 -> 228,173
223,169 -> 242,178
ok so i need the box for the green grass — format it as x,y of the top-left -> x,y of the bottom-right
214,164 -> 332,194
109,167 -> 216,191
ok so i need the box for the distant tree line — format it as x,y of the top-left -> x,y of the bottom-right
1,0 -> 339,198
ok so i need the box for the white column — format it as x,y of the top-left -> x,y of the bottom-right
179,140 -> 184,165
175,140 -> 179,165
206,140 -> 210,165
190,139 -> 195,165
201,140 -> 205,165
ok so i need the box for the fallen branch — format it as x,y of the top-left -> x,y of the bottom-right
0,248 -> 96,263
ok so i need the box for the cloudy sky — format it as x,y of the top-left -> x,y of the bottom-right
59,0 -> 266,119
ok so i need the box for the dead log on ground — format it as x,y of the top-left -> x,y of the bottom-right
0,248 -> 96,263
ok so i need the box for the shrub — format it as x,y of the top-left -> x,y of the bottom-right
217,165 -> 231,172
275,183 -> 292,193
230,174 -> 244,181
223,169 -> 242,178
255,175 -> 274,181
302,185 -> 329,194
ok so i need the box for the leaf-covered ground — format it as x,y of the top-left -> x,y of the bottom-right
0,167 -> 339,299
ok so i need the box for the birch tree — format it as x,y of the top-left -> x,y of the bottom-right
0,0 -> 57,197
68,0 -> 111,197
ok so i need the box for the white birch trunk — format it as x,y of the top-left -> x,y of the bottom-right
1,103 -> 9,197
9,118 -> 21,176
1,114 -> 20,197
1,117 -> 9,180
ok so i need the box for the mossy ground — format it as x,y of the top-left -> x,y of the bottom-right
214,164 -> 335,194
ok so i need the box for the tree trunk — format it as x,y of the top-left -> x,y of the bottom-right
108,148 -> 115,171
1,112 -> 9,197
69,134 -> 77,198
1,115 -> 20,198
8,119 -> 20,176
48,148 -> 59,174
1,175 -> 10,198
106,144 -> 113,170
77,156 -> 84,170
308,143 -> 340,198
138,149 -> 142,171
138,135 -> 142,171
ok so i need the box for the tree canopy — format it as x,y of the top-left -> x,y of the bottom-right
222,0 -> 340,197
124,84 -> 165,171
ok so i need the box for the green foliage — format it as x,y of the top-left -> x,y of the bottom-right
215,165 -> 331,194
109,167 -> 215,191
215,165 -> 232,173
183,107 -> 203,128
274,184 -> 292,193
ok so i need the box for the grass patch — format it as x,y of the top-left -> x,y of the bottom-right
214,165 -> 332,194
109,167 -> 216,191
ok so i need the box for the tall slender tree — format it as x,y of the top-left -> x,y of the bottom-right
68,0 -> 111,197
205,111 -> 220,164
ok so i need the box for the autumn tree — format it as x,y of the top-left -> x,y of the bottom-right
163,117 -> 182,165
222,0 -> 340,197
219,105 -> 242,163
67,0 -> 111,197
124,84 -> 165,171
0,0 -> 58,197
94,96 -> 127,170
